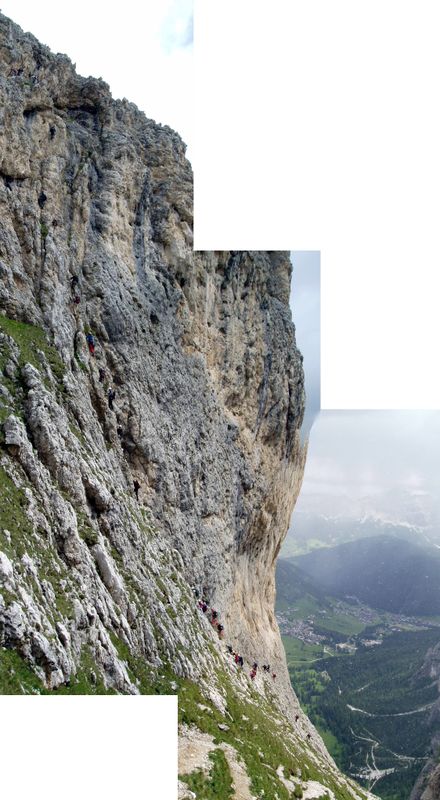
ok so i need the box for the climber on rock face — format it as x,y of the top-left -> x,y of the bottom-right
250,668 -> 256,680
86,333 -> 95,356
133,479 -> 140,501
98,367 -> 106,383
217,623 -> 224,639
107,388 -> 116,409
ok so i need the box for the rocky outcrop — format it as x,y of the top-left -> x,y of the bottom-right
0,12 -> 374,799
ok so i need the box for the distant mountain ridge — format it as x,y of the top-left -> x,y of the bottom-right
276,558 -> 329,608
293,536 -> 440,616
281,509 -> 435,558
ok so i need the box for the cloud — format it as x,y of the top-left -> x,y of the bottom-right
161,1 -> 193,52
297,410 -> 440,523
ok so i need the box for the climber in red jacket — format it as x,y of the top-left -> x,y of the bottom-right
86,332 -> 95,356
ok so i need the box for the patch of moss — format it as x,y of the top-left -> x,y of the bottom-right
180,749 -> 234,800
78,525 -> 98,548
0,405 -> 11,425
0,336 -> 12,375
74,354 -> 87,372
0,586 -> 16,607
0,314 -> 65,385
40,222 -> 49,239
69,423 -> 86,446
52,646 -> 116,695
0,641 -> 120,696
0,466 -> 34,558
77,510 -> 98,547
108,631 -> 160,693
166,605 -> 177,621
0,647 -> 46,694
0,466 -> 75,621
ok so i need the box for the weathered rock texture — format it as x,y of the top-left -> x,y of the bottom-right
0,13 -> 374,799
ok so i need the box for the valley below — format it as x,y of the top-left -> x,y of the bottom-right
277,540 -> 440,800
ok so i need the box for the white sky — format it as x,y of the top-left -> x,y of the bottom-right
290,252 -> 320,439
0,0 -> 194,157
290,257 -> 440,526
302,410 -> 440,498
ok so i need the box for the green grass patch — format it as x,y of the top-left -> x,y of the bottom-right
69,423 -> 86,446
286,595 -> 321,620
316,726 -> 344,762
180,749 -> 234,800
77,513 -> 99,548
0,647 -> 46,694
282,635 -> 325,665
108,631 -> 176,694
0,466 -> 74,620
0,314 -> 65,385
74,355 -> 88,372
316,612 -> 365,636
0,466 -> 34,558
52,646 -> 116,695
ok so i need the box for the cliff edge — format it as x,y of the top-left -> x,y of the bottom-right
0,14 -> 373,800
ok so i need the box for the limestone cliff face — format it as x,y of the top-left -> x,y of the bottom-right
0,14 -> 373,800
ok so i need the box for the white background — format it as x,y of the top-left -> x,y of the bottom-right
194,0 -> 440,409
0,696 -> 177,798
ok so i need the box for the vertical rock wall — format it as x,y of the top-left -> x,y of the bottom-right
0,14 -> 374,800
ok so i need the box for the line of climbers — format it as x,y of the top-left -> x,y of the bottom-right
195,591 -> 315,740
195,589 -> 277,682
